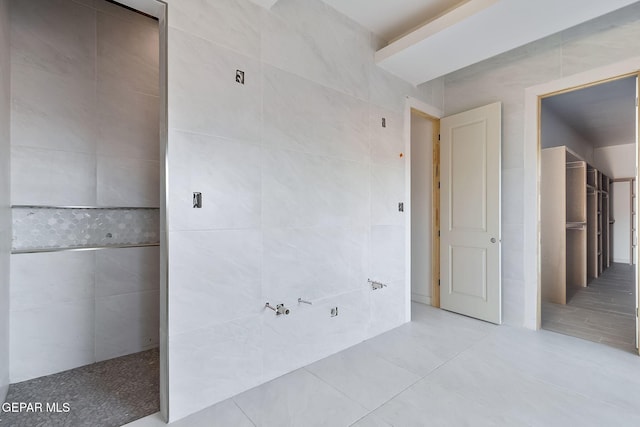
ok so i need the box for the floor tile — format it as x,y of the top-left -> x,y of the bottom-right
305,343 -> 421,410
233,369 -> 367,427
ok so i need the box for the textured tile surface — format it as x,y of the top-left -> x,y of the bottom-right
2,349 -> 159,427
12,207 -> 160,251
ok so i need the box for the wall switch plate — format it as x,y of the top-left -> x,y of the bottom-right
398,202 -> 404,212
193,192 -> 202,208
381,117 -> 386,128
236,69 -> 245,84
330,307 -> 339,317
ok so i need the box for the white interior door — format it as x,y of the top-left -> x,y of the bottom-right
440,102 -> 502,324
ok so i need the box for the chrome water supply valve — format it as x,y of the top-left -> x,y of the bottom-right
265,302 -> 290,316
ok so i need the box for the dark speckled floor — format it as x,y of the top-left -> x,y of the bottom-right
0,349 -> 159,427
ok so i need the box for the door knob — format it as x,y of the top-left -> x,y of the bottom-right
490,238 -> 496,243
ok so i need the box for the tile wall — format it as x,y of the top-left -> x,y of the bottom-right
9,0 -> 160,382
164,0 -> 435,421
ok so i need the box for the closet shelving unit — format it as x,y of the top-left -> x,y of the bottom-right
542,146 -> 610,305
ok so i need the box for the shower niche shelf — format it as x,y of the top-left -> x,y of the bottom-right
11,205 -> 160,254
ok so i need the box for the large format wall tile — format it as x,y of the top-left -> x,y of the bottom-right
168,230 -> 262,335
169,317 -> 263,422
11,146 -> 96,206
371,225 -> 405,284
10,251 -> 95,382
97,156 -> 160,207
10,0 -> 95,80
262,226 -> 369,302
262,289 -> 370,381
96,246 -> 160,297
368,279 -> 406,337
168,28 -> 262,143
10,301 -> 94,382
97,85 -> 159,161
11,64 -> 96,154
95,290 -> 160,361
371,164 -> 405,226
369,65 -> 428,114
168,130 -> 261,231
97,9 -> 159,96
262,148 -> 369,228
263,0 -> 370,101
370,106 -> 405,167
168,0 -> 261,60
10,251 -> 95,311
164,0 -> 428,418
263,66 -> 369,162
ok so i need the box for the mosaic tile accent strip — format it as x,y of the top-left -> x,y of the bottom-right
12,207 -> 160,252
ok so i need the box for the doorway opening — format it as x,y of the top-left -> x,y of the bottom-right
409,109 -> 440,312
539,75 -> 638,353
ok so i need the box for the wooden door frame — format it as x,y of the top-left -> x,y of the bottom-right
405,98 -> 443,318
526,63 -> 640,354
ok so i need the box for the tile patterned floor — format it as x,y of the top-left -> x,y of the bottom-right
0,349 -> 159,427
125,303 -> 640,427
542,262 -> 636,352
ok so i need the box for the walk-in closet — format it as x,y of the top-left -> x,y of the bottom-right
540,75 -> 638,352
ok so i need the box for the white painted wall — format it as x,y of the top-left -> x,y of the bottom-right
541,106 -> 593,164
612,181 -> 633,264
0,0 -> 11,404
163,0 -> 435,420
410,113 -> 433,304
593,144 -> 636,178
9,0 -> 160,382
424,1 -> 640,327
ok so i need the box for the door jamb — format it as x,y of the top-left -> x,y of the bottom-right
405,97 -> 443,318
531,69 -> 640,354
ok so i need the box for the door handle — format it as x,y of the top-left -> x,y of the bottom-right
490,238 -> 497,243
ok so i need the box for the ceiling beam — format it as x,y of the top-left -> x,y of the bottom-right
378,0 -> 500,63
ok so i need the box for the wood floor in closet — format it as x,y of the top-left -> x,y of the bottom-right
542,262 -> 636,352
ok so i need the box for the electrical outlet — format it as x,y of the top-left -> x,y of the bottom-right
330,307 -> 339,317
236,69 -> 245,84
398,202 -> 404,212
381,117 -> 386,128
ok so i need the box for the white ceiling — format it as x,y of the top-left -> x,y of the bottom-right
320,0 -> 639,86
543,76 -> 636,148
322,0 -> 463,41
